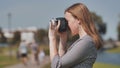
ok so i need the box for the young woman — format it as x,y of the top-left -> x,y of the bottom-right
48,3 -> 102,68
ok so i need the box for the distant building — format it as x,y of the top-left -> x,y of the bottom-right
3,26 -> 38,44
4,32 -> 14,39
21,31 -> 34,44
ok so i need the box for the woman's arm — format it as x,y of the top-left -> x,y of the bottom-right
58,32 -> 67,57
49,37 -> 58,61
60,40 -> 92,67
51,38 -> 96,68
48,20 -> 60,61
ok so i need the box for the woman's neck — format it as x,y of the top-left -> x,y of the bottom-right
79,26 -> 87,39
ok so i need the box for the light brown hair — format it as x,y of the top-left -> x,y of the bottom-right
65,3 -> 103,49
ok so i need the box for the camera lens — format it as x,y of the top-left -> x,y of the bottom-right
55,17 -> 68,32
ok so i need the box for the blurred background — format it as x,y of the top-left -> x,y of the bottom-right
0,0 -> 120,68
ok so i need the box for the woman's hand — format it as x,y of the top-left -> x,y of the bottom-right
48,19 -> 61,61
48,19 -> 60,39
48,19 -> 68,58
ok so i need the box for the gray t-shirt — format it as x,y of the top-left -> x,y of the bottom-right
51,35 -> 97,68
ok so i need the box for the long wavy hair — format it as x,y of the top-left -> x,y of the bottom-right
65,3 -> 103,49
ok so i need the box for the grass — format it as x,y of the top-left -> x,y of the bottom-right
43,63 -> 50,68
0,44 -> 49,68
94,46 -> 120,68
0,46 -> 20,68
106,46 -> 120,53
39,44 -> 49,55
1,44 -> 120,68
0,54 -> 19,68
93,62 -> 120,68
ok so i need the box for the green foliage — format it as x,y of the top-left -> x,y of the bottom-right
34,29 -> 48,44
106,46 -> 120,53
0,55 -> 19,68
91,12 -> 103,24
91,12 -> 106,35
93,62 -> 120,68
12,31 -> 21,44
0,27 -> 7,43
117,22 -> 120,40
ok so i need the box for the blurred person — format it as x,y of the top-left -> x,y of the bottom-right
18,40 -> 28,66
38,48 -> 45,64
29,40 -> 39,65
48,3 -> 103,68
16,49 -> 20,60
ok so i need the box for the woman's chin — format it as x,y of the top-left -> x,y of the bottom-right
72,32 -> 77,36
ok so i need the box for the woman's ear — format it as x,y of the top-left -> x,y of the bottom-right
78,20 -> 81,24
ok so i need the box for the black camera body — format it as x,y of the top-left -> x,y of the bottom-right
54,17 -> 68,32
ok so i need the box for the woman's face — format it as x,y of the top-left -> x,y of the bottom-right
65,12 -> 79,35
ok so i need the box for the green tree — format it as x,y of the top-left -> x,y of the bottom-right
91,12 -> 106,35
0,27 -> 7,43
34,29 -> 47,44
117,20 -> 120,41
12,30 -> 21,44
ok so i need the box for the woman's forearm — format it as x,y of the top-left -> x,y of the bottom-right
59,37 -> 67,57
49,38 -> 58,61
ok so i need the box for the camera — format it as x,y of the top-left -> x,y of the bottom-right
53,17 -> 68,32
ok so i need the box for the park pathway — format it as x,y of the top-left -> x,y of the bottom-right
5,56 -> 50,68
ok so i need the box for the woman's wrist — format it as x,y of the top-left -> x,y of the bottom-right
60,36 -> 67,43
49,36 -> 56,40
49,36 -> 58,61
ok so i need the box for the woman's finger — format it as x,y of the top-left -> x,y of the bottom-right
57,20 -> 60,30
51,19 -> 57,29
49,22 -> 52,29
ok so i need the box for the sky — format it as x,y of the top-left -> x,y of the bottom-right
0,0 -> 120,40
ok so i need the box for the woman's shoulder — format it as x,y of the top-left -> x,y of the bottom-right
68,35 -> 96,51
81,35 -> 93,42
77,35 -> 94,44
77,35 -> 96,50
